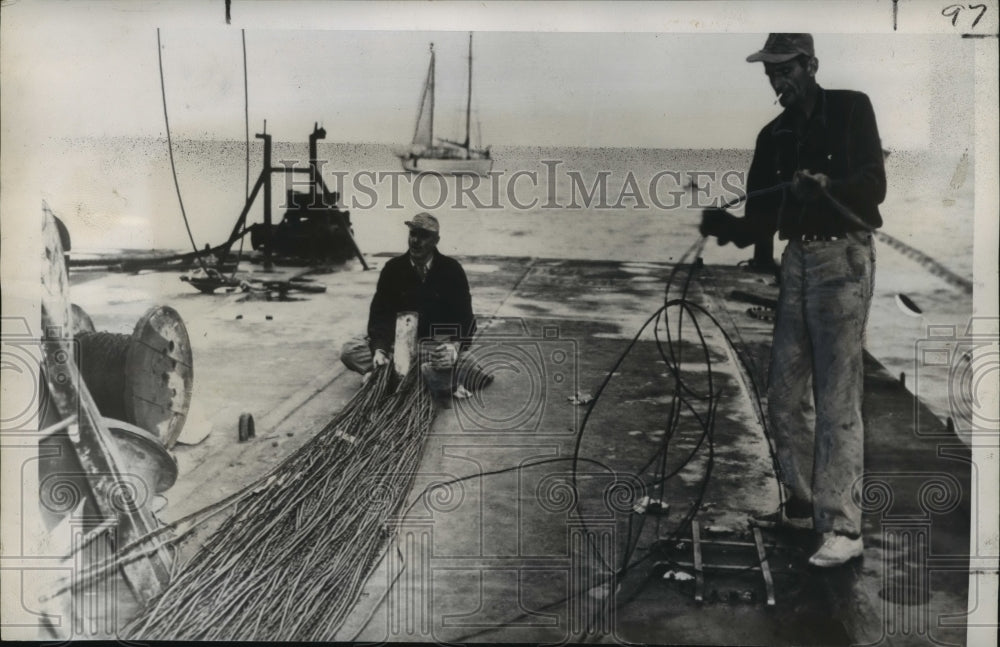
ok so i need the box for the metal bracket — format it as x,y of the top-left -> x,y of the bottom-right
661,519 -> 779,606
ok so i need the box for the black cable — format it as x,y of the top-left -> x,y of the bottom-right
156,29 -> 207,273
121,229 -> 781,639
619,248 -> 713,555
373,246 -> 716,640
368,184 -> 874,634
230,28 -> 250,279
719,180 -> 790,210
443,248 -> 725,640
242,29 -> 250,201
350,239 -> 790,640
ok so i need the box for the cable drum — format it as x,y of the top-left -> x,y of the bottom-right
74,305 -> 194,448
77,331 -> 132,422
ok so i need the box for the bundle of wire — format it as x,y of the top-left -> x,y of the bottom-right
109,236 -> 779,641
451,238 -> 784,641
122,365 -> 434,640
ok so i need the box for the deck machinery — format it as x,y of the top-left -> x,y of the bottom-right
228,123 -> 367,269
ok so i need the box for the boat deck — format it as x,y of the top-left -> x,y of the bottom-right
47,254 -> 973,644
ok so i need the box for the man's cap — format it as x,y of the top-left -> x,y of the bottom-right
746,33 -> 814,64
404,212 -> 440,234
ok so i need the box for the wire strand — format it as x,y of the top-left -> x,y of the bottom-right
156,29 -> 207,273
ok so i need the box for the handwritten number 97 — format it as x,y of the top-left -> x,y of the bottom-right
942,4 -> 988,28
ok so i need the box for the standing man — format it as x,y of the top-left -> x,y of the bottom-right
341,212 -> 491,400
700,34 -> 885,567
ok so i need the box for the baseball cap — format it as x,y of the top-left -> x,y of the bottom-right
404,212 -> 440,234
746,33 -> 814,64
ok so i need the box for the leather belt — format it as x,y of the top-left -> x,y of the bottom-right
797,233 -> 844,242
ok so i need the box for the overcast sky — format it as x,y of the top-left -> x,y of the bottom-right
0,1 -> 979,150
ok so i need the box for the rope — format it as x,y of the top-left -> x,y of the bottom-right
815,187 -> 972,294
723,181 -> 972,295
156,29 -> 207,273
873,230 -> 972,294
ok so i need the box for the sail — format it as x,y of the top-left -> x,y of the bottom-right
411,47 -> 435,148
400,36 -> 492,176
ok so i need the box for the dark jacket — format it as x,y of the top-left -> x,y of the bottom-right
367,250 -> 475,354
736,87 -> 886,244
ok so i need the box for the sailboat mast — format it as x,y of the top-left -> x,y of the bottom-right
411,43 -> 436,147
429,43 -> 435,146
464,32 -> 473,157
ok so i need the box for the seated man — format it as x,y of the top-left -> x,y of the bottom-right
341,212 -> 491,399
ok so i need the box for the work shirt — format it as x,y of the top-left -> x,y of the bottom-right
367,250 -> 475,354
739,87 -> 886,243
410,255 -> 432,280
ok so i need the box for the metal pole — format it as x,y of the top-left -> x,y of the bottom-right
257,122 -> 273,271
465,32 -> 473,157
309,123 -> 327,207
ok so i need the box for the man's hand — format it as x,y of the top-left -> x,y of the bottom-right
430,343 -> 459,369
699,207 -> 734,245
791,170 -> 830,202
373,348 -> 391,368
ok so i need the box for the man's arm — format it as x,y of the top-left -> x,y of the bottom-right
450,261 -> 475,347
701,129 -> 781,247
741,128 -> 784,244
427,259 -> 474,369
367,263 -> 397,354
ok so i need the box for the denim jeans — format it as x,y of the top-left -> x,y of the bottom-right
766,231 -> 875,536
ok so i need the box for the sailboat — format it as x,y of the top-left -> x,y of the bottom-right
399,33 -> 493,176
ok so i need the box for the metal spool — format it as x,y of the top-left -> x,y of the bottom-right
39,417 -> 179,524
104,418 -> 179,493
76,305 -> 194,449
77,331 -> 132,421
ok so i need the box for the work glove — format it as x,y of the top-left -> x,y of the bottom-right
699,208 -> 735,246
791,170 -> 829,202
430,343 -> 459,370
373,348 -> 391,368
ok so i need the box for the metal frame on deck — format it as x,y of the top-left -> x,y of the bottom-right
659,519 -> 779,606
40,209 -> 173,604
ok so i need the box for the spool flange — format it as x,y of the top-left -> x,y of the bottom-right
123,306 -> 194,449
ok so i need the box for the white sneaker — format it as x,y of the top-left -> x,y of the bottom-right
809,532 -> 863,567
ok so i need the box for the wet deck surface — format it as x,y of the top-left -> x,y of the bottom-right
58,254 -> 972,644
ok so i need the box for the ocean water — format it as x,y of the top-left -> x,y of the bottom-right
27,138 -> 974,276
16,137 -> 977,424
